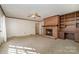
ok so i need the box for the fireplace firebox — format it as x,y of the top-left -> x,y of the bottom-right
46,29 -> 52,36
64,33 -> 75,40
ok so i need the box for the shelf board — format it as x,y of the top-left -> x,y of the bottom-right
65,24 -> 75,26
76,17 -> 79,18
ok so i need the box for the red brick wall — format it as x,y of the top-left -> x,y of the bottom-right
44,16 -> 60,38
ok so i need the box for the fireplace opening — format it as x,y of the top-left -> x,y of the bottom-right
46,29 -> 52,36
64,33 -> 74,40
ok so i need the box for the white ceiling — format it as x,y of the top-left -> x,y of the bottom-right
1,4 -> 79,21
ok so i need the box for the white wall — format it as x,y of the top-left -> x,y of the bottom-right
6,18 -> 36,38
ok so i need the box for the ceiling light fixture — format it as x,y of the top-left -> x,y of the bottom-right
28,12 -> 41,19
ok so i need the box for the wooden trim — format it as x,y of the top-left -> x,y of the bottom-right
42,25 -> 59,27
0,5 -> 6,16
6,16 -> 40,22
0,4 -> 40,22
44,15 -> 59,20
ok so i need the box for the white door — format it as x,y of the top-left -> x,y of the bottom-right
0,15 -> 3,44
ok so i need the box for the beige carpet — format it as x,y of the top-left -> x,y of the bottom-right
0,35 -> 79,54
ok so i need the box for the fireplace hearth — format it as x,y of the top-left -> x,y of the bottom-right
46,29 -> 52,36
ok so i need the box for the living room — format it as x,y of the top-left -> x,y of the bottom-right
0,4 -> 79,54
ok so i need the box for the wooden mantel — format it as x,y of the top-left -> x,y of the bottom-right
42,25 -> 58,27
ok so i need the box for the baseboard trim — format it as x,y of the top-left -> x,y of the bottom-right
7,34 -> 36,39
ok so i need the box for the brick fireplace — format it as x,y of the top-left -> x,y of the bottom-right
42,11 -> 79,42
43,16 -> 60,38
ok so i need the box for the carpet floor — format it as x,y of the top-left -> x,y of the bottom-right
0,35 -> 79,54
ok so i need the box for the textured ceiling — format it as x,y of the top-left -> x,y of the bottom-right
1,4 -> 79,20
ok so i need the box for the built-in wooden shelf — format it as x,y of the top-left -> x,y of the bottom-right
59,11 -> 79,42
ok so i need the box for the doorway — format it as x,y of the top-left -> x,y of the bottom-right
35,22 -> 39,35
